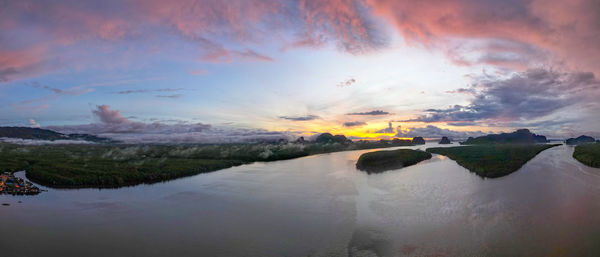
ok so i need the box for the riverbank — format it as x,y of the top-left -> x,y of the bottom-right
426,144 -> 561,178
573,143 -> 600,168
0,140 -> 414,188
356,149 -> 431,173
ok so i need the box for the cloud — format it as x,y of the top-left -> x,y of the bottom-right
156,94 -> 182,99
46,104 -> 295,143
337,78 -> 356,87
445,88 -> 476,95
279,114 -> 320,121
403,69 -> 600,124
29,119 -> 40,128
200,48 -> 274,63
0,46 -> 47,83
343,121 -> 367,127
346,110 -> 390,116
232,49 -> 274,62
0,0 -> 389,81
374,122 -> 394,133
0,67 -> 18,82
446,122 -> 479,127
3,0 -> 599,83
369,0 -> 600,73
395,125 -> 485,139
114,88 -> 185,94
93,105 -> 131,125
28,82 -> 95,96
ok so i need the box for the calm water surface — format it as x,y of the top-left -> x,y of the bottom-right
1,143 -> 600,256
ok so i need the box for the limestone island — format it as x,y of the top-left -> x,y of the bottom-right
412,137 -> 426,145
356,149 -> 432,173
565,135 -> 596,145
438,136 -> 451,144
460,129 -> 548,145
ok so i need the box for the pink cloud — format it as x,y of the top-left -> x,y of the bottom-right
1,0 -> 599,82
0,46 -> 47,82
368,0 -> 600,72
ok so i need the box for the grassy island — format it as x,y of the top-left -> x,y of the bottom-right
573,143 -> 600,168
0,139 -> 414,188
356,149 -> 432,173
427,144 -> 560,178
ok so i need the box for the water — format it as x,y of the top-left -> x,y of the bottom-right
1,143 -> 599,256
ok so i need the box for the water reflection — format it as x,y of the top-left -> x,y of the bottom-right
1,143 -> 599,256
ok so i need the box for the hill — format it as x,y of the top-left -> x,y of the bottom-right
461,129 -> 548,145
439,136 -> 451,144
0,127 -> 113,143
565,135 -> 596,145
0,127 -> 66,140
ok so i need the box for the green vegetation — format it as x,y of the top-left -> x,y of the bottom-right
356,149 -> 432,173
427,144 -> 560,178
0,139 -> 414,188
573,143 -> 600,168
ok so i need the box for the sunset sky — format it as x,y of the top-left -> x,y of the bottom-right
1,0 -> 599,143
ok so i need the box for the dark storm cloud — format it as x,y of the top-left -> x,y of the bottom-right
346,110 -> 390,116
403,69 -> 600,123
279,115 -> 320,121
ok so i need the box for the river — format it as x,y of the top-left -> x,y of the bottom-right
1,143 -> 599,256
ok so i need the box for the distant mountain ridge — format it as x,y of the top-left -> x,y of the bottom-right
0,127 -> 114,143
565,135 -> 596,145
461,129 -> 548,145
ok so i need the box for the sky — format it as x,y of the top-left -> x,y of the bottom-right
1,0 -> 599,143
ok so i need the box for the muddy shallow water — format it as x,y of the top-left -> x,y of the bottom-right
1,143 -> 599,256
